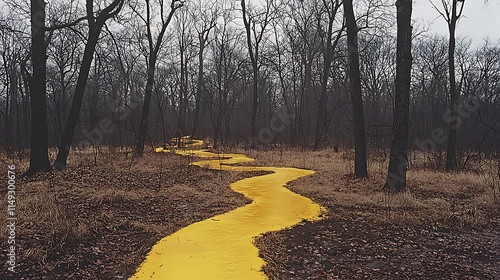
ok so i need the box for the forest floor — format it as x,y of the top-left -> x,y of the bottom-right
246,148 -> 500,279
0,147 -> 499,279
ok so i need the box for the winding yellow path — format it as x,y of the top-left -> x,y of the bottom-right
130,139 -> 323,279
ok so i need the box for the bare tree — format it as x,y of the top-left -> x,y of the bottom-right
1,0 -> 497,174
313,0 -> 343,150
431,0 -> 465,170
344,0 -> 368,178
173,7 -> 195,146
412,35 -> 449,166
384,0 -> 412,192
206,8 -> 243,149
190,0 -> 217,137
25,0 -> 51,175
241,0 -> 274,148
280,0 -> 323,146
133,0 -> 183,157
54,0 -> 125,169
360,36 -> 395,151
46,27 -> 81,145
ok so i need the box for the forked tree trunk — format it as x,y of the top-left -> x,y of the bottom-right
313,0 -> 342,150
241,0 -> 263,149
384,0 -> 412,192
134,0 -> 181,156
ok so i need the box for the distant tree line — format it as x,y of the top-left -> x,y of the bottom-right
0,0 -> 498,187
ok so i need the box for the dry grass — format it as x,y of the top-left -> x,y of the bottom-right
22,183 -> 91,243
251,147 -> 499,279
0,180 -> 91,268
0,144 -> 498,278
0,147 -> 257,278
84,188 -> 143,205
235,147 -> 499,228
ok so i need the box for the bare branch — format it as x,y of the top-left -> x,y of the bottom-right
45,16 -> 88,32
430,0 -> 450,23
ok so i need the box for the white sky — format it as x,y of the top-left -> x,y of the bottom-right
413,0 -> 500,46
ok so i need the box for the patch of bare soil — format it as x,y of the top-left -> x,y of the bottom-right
254,149 -> 500,279
0,151 -> 267,279
256,211 -> 499,279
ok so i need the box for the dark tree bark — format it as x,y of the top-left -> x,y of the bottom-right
135,0 -> 182,157
5,63 -> 16,155
191,33 -> 207,137
176,22 -> 191,147
241,0 -> 272,149
313,0 -> 342,150
384,0 -> 412,192
344,0 -> 368,178
443,0 -> 465,171
54,0 -> 124,169
25,0 -> 51,175
191,18 -> 215,137
176,49 -> 186,147
136,58 -> 157,154
241,0 -> 259,148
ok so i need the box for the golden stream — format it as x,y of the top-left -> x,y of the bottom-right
130,139 -> 323,279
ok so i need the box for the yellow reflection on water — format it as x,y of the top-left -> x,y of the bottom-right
131,142 -> 323,280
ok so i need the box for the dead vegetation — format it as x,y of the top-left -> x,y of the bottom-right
250,148 -> 499,279
238,147 -> 499,228
0,148 -> 259,279
0,146 -> 498,279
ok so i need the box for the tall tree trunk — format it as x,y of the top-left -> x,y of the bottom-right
54,0 -> 124,169
20,59 -> 32,147
177,49 -> 188,143
313,78 -> 328,150
313,0 -> 342,150
445,0 -> 460,171
135,58 -> 156,156
191,38 -> 205,137
176,50 -> 185,146
6,64 -> 16,155
344,0 -> 368,178
134,0 -> 181,156
54,30 -> 101,169
26,0 -> 51,175
249,61 -> 259,148
241,0 -> 259,148
313,14 -> 334,151
297,57 -> 313,146
384,0 -> 412,192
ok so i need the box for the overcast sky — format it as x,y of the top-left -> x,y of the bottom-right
413,0 -> 500,47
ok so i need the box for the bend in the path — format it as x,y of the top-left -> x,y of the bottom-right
130,145 -> 324,279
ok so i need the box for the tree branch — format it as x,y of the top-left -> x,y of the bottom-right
45,16 -> 88,32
